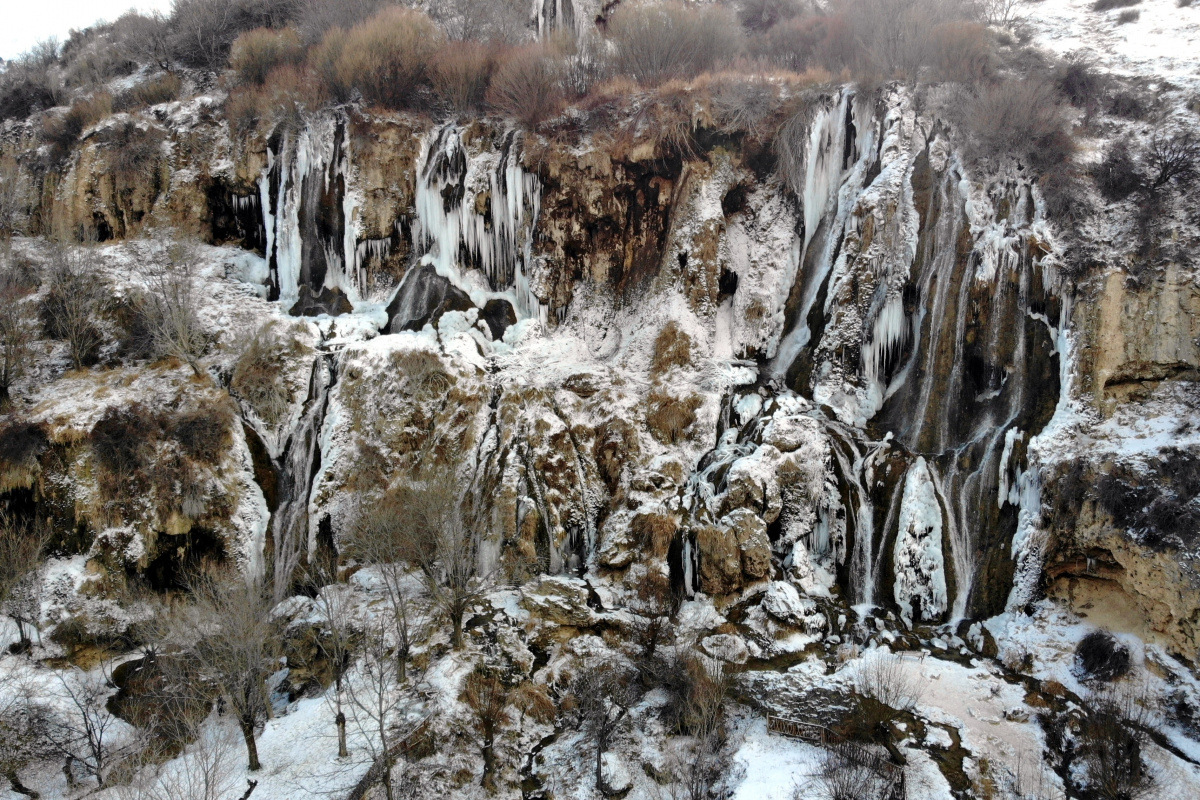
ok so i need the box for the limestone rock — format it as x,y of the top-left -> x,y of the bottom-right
520,576 -> 597,628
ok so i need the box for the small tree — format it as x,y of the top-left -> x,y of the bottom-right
1144,127 -> 1200,195
1077,685 -> 1157,800
308,571 -> 356,759
44,660 -> 125,788
356,467 -> 489,649
0,266 -> 36,402
186,572 -> 280,772
570,658 -> 642,790
461,664 -> 511,791
343,615 -> 414,800
144,238 -> 206,375
115,721 -> 246,800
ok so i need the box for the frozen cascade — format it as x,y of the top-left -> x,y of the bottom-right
268,353 -> 335,602
771,90 -> 878,379
412,125 -> 546,324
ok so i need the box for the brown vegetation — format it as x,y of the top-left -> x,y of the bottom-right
647,391 -> 702,445
229,27 -> 305,86
486,45 -> 565,129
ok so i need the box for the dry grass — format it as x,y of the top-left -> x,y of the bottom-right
647,391 -> 701,445
226,63 -> 326,139
171,399 -> 234,466
651,320 -> 692,376
632,512 -> 676,559
432,41 -> 494,115
114,72 -> 181,111
230,321 -> 309,428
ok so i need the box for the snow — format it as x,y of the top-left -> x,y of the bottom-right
728,716 -> 823,800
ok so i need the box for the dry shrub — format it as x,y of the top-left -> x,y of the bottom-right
967,78 -> 1073,170
1093,138 -> 1142,201
929,21 -> 993,83
227,63 -> 325,138
91,404 -> 163,503
632,512 -> 676,559
171,400 -> 234,466
1054,56 -> 1107,117
1117,9 -> 1140,23
1077,685 -> 1157,800
1108,90 -> 1148,119
1092,0 -> 1140,9
43,93 -> 113,158
103,120 -> 166,188
295,0 -> 394,45
0,420 -> 48,491
169,0 -> 299,69
313,7 -> 443,108
231,322 -> 305,427
745,15 -> 839,72
738,0 -> 806,31
1075,630 -> 1131,682
229,27 -> 305,86
432,41 -> 494,115
115,72 -> 182,111
511,682 -> 556,725
621,81 -> 697,158
647,392 -> 701,445
487,44 -> 565,128
651,321 -> 692,375
607,0 -> 743,86
0,41 -> 63,122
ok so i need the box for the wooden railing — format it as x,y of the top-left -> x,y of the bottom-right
767,714 -> 907,800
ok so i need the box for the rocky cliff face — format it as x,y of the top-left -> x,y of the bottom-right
6,71 -> 1199,666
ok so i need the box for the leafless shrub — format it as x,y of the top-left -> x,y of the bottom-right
431,41 -> 494,115
142,238 -> 207,374
647,392 -> 701,445
115,72 -> 183,111
979,0 -> 1022,25
0,39 -> 64,121
1093,138 -> 1142,200
966,78 -> 1073,170
0,670 -> 54,791
0,512 -> 48,650
0,157 -> 29,242
0,420 -> 49,494
1076,684 -> 1157,800
856,651 -> 922,713
294,0 -> 392,44
806,743 -> 895,800
114,721 -> 245,800
110,11 -> 175,71
432,0 -> 532,45
43,659 -> 128,788
183,571 -> 280,772
738,0 -> 806,32
313,7 -> 443,108
1075,630 -> 1131,682
172,399 -> 235,466
40,241 -> 112,369
607,1 -> 743,86
486,44 -> 565,128
226,62 -> 325,138
1092,0 -> 1140,10
229,26 -> 304,85
0,256 -> 37,401
42,92 -> 113,159
1144,126 -> 1199,194
61,26 -> 137,90
929,21 -> 993,83
1117,9 -> 1140,23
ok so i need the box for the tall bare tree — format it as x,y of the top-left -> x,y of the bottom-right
461,663 -> 511,792
185,572 -> 280,772
307,570 -> 356,759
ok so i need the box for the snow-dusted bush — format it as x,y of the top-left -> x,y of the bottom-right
966,78 -> 1074,171
1075,685 -> 1158,800
114,72 -> 182,111
1091,0 -> 1141,10
231,321 -> 308,428
651,320 -> 693,376
1094,138 -> 1142,200
647,391 -> 702,445
1074,630 -> 1131,682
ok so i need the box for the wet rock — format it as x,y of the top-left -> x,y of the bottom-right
385,264 -> 474,333
520,576 -> 597,628
695,525 -> 742,595
289,285 -> 354,317
722,508 -> 772,580
701,633 -> 749,664
480,298 -> 517,341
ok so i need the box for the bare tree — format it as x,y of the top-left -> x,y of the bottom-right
343,615 -> 419,800
144,238 -> 206,375
461,663 -> 511,791
347,502 -> 430,679
856,650 -> 923,713
1077,684 -> 1157,800
1144,127 -> 1200,195
41,240 -> 111,370
805,743 -> 895,800
0,156 -> 28,242
353,467 -> 489,649
979,0 -> 1021,26
114,720 -> 247,800
44,660 -> 127,788
570,659 -> 642,790
307,571 -> 356,758
185,572 -> 280,772
0,513 -> 48,650
0,667 -> 53,793
432,0 -> 531,44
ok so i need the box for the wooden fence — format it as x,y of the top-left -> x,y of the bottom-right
766,714 -> 906,800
